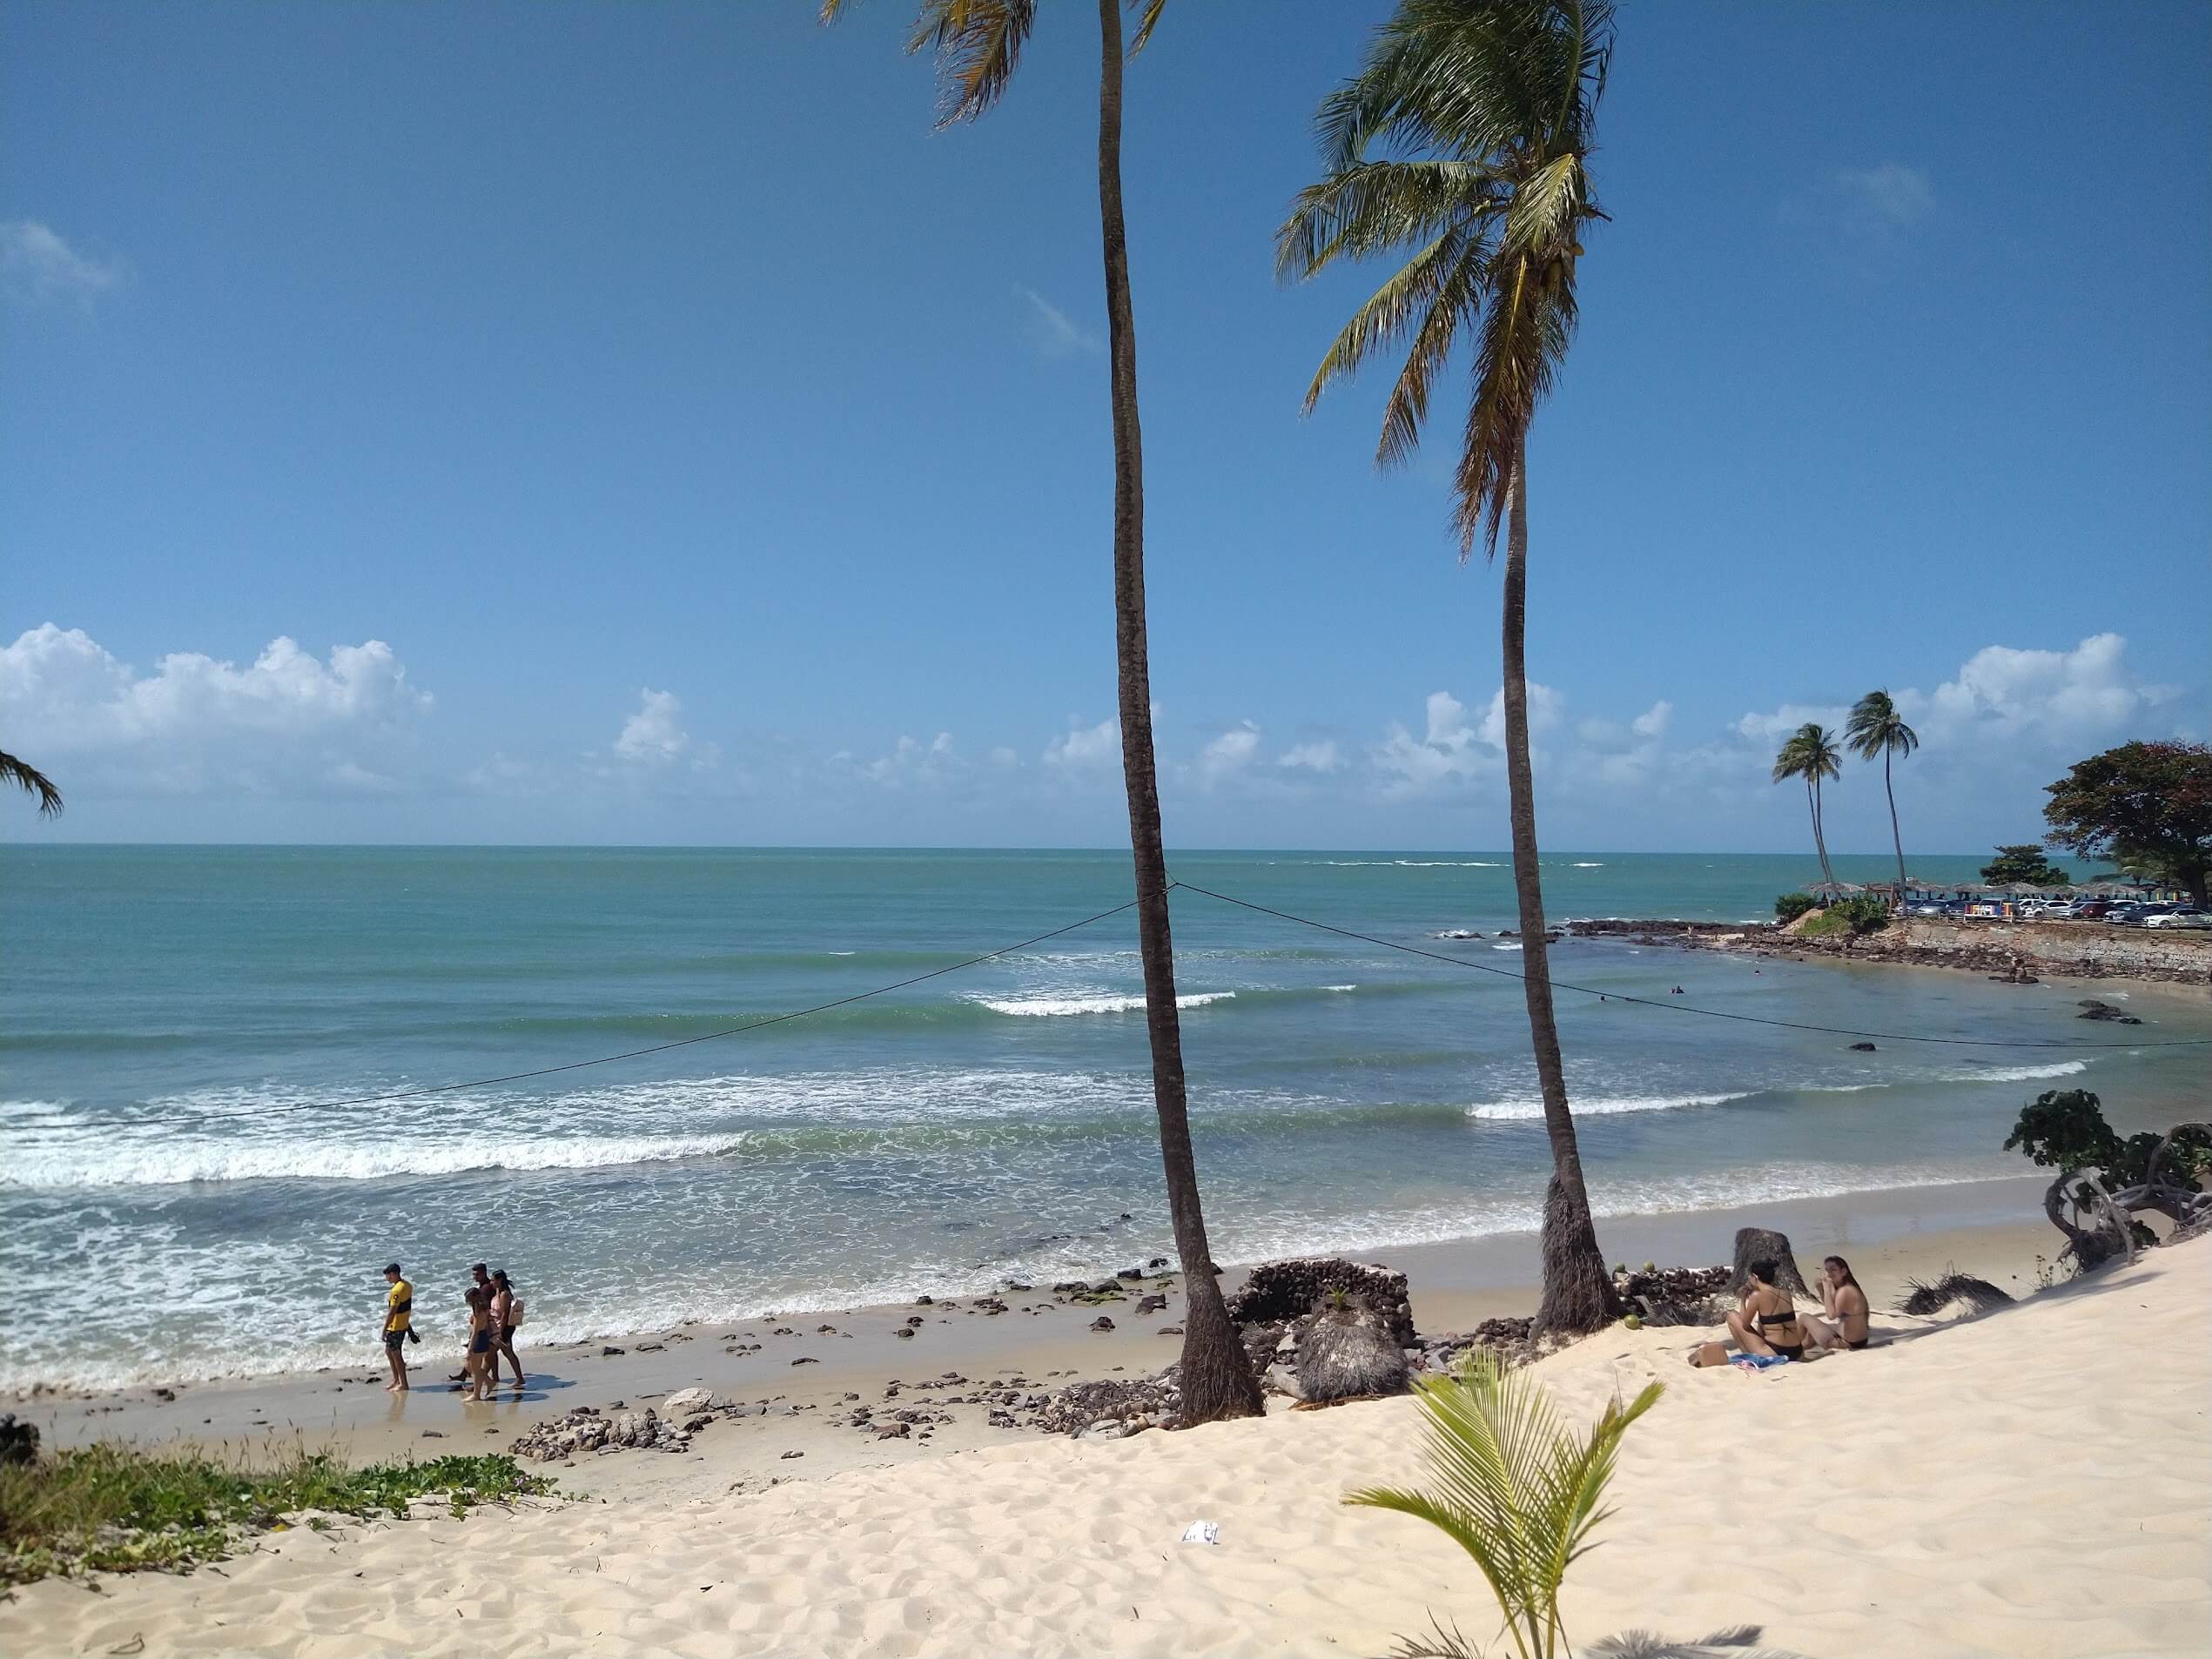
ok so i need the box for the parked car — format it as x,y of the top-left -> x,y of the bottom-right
2026,898 -> 2082,918
2142,907 -> 2206,929
2074,900 -> 2116,920
1905,901 -> 1950,917
2108,903 -> 2165,926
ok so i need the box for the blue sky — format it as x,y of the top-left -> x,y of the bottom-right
5,1 -> 2206,850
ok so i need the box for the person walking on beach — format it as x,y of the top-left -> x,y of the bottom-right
380,1263 -> 413,1392
490,1269 -> 525,1390
462,1284 -> 494,1401
467,1260 -> 501,1383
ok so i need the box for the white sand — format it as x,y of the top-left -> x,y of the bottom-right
8,1237 -> 2205,1659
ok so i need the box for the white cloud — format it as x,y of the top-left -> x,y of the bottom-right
1,220 -> 124,306
1835,164 -> 1933,225
1914,633 -> 2173,742
1200,721 -> 1261,778
1,624 -> 430,795
1278,739 -> 1341,773
1475,684 -> 1563,751
614,688 -> 689,762
854,730 -> 958,786
1015,285 -> 1100,358
1731,702 -> 1850,749
1044,715 -> 1120,769
1631,700 -> 1672,739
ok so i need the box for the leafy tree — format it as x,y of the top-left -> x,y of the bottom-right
1348,1349 -> 1663,1659
1772,723 -> 1840,888
2043,740 -> 2212,906
1,750 -> 63,816
2002,1089 -> 2122,1175
1845,689 -> 1917,891
1773,892 -> 1816,924
821,0 -> 1259,1425
1979,844 -> 2070,887
1276,0 -> 1619,1333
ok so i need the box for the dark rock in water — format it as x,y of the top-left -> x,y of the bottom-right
894,1327 -> 915,1340
1135,1293 -> 1168,1315
1849,1041 -> 1877,1051
2077,1000 -> 2143,1024
1146,1256 -> 1168,1270
1295,1306 -> 1410,1402
1,1415 -> 40,1467
1089,1315 -> 1115,1332
1116,1267 -> 1144,1281
1226,1259 -> 1415,1348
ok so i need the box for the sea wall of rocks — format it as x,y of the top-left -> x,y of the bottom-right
1564,917 -> 2211,985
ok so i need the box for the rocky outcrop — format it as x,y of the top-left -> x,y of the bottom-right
1564,916 -> 2211,986
1226,1259 -> 1415,1348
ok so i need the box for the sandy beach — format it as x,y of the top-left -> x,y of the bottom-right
10,1186 -> 2205,1656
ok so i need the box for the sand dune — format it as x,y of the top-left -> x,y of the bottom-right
7,1239 -> 2205,1658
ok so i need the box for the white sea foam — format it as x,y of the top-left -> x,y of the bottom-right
1468,1091 -> 1751,1121
1570,861 -> 1605,867
1492,943 -> 1523,951
1947,1060 -> 2090,1084
6,1131 -> 757,1190
975,991 -> 1237,1017
1321,984 -> 1357,992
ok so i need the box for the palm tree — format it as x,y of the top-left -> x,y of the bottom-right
1772,723 -> 1840,890
1277,0 -> 1617,1333
2,750 -> 64,816
823,0 -> 1260,1423
1348,1350 -> 1664,1659
1846,689 -> 1917,895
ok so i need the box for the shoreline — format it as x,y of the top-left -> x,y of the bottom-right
6,1215 -> 2202,1657
8,1174 -> 2061,1505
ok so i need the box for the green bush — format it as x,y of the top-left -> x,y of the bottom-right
1774,891 -> 1817,923
0,1444 -> 553,1585
1831,894 -> 1892,933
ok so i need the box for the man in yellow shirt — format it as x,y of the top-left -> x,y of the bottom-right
381,1263 -> 413,1392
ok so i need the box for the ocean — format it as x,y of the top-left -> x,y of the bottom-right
4,845 -> 2204,1391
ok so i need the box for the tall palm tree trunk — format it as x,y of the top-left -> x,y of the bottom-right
1813,775 -> 1836,887
1884,747 -> 1906,892
1805,777 -> 1833,888
1095,0 -> 1260,1425
1500,446 -> 1613,1333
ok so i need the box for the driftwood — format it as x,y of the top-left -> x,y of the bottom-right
1730,1228 -> 1812,1300
2036,1126 -> 2212,1274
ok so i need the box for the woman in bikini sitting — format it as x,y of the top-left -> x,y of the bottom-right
1800,1254 -> 1871,1352
1723,1258 -> 1806,1360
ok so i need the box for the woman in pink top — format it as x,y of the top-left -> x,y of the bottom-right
490,1269 -> 525,1390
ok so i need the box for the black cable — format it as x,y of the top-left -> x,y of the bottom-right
1168,879 -> 2212,1050
174,897 -> 1145,1119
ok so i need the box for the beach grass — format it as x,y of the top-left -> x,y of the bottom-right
0,1442 -> 553,1585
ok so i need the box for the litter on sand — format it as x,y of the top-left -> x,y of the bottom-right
1180,1521 -> 1220,1546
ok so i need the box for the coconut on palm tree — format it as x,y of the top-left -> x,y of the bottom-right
1846,690 -> 1917,895
2,750 -> 64,817
1277,0 -> 1618,1333
822,0 -> 1259,1423
1772,722 -> 1841,890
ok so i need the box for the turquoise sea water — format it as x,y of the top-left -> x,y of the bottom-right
4,846 -> 2205,1389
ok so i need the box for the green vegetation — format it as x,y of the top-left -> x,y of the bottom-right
2004,1089 -> 2212,1195
1773,891 -> 1817,924
1980,843 -> 2070,887
2042,740 -> 2212,907
0,1443 -> 552,1585
0,749 -> 63,817
1348,1350 -> 1662,1659
1799,894 -> 1888,937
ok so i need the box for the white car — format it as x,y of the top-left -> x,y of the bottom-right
2020,897 -> 2079,917
2142,907 -> 2208,929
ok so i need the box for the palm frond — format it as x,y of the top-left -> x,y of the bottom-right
1275,159 -> 1504,283
1845,689 -> 1919,761
1349,1350 -> 1663,1659
1,749 -> 64,817
1127,0 -> 1167,56
904,0 -> 1038,125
